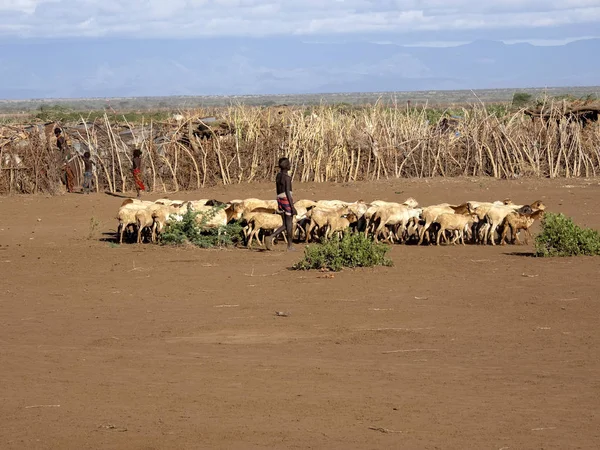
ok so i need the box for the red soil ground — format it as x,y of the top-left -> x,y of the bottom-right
1,178 -> 599,449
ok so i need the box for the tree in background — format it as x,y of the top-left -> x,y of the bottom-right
512,92 -> 533,108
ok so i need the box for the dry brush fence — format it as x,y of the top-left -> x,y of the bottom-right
1,102 -> 599,195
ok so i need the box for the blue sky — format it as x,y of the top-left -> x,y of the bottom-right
1,1 -> 599,98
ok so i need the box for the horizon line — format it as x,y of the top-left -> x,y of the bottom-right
1,85 -> 599,104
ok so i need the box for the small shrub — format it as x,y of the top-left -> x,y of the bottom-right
535,212 -> 600,257
292,232 -> 393,272
159,205 -> 243,248
512,92 -> 533,108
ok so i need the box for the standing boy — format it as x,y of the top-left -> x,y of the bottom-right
266,157 -> 297,251
55,127 -> 74,193
82,151 -> 94,194
132,149 -> 145,198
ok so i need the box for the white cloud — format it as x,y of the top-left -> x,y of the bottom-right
503,36 -> 599,45
0,0 -> 599,38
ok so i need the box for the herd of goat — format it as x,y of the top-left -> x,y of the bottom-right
116,195 -> 546,247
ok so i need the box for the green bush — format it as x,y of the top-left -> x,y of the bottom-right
512,92 -> 533,108
292,232 -> 393,272
159,205 -> 243,248
534,212 -> 600,257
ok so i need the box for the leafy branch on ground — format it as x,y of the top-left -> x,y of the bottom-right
292,232 -> 393,272
535,212 -> 600,257
159,205 -> 243,248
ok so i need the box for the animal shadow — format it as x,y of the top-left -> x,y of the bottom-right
503,251 -> 536,258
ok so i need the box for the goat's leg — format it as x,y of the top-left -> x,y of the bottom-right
387,226 -> 396,244
305,220 -> 316,243
258,230 -> 265,246
451,230 -> 460,245
477,223 -> 487,245
479,221 -> 488,244
483,224 -> 491,244
440,228 -> 449,245
500,224 -> 509,245
378,226 -> 386,243
151,223 -> 157,243
389,227 -> 396,244
445,229 -> 453,245
370,221 -> 377,238
510,224 -> 517,244
453,230 -> 460,245
305,223 -> 314,243
373,223 -> 386,244
293,222 -> 302,241
245,225 -> 254,245
515,231 -> 523,245
408,224 -> 418,242
524,228 -> 532,245
302,221 -> 310,240
492,222 -> 502,245
487,222 -> 496,246
514,227 -> 523,245
478,223 -> 489,245
425,226 -> 434,245
471,221 -> 479,244
388,224 -> 396,242
447,230 -> 455,245
407,221 -> 418,242
466,225 -> 473,243
297,220 -> 308,241
418,221 -> 431,245
392,224 -> 400,242
396,223 -> 406,243
296,223 -> 304,241
436,227 -> 444,245
364,218 -> 371,237
512,226 -> 521,245
247,228 -> 257,248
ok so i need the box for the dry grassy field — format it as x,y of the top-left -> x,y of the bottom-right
1,177 -> 600,449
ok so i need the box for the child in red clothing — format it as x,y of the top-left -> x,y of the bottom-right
132,149 -> 145,198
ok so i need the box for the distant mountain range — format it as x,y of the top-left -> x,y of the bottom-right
0,37 -> 598,99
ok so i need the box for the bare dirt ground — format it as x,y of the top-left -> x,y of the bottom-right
1,178 -> 600,450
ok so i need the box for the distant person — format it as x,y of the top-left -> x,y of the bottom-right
266,157 -> 296,251
132,149 -> 145,198
82,151 -> 94,194
438,117 -> 449,133
55,127 -> 74,193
